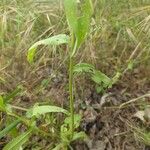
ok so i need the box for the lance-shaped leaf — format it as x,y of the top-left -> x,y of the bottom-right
76,0 -> 93,47
27,34 -> 69,63
27,105 -> 69,118
0,119 -> 21,139
0,96 -> 5,111
3,129 -> 32,150
64,0 -> 78,34
64,0 -> 93,49
4,85 -> 23,102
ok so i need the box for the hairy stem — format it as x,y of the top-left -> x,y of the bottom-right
69,55 -> 74,138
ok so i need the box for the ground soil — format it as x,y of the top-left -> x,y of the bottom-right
0,65 -> 150,150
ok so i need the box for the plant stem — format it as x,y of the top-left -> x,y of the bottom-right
69,55 -> 74,138
69,32 -> 78,138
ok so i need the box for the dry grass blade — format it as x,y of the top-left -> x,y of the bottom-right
120,93 -> 150,108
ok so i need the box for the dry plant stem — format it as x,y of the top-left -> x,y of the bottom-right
119,93 -> 150,108
11,105 -> 28,111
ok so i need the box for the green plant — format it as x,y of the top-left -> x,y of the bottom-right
54,114 -> 86,150
0,88 -> 69,149
29,0 -> 93,147
1,0 -> 93,149
1,0 -> 150,150
73,63 -> 121,93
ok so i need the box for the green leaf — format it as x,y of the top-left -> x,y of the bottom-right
64,0 -> 93,48
27,105 -> 69,118
96,86 -> 104,94
76,0 -> 93,47
72,131 -> 87,141
0,96 -> 5,111
91,70 -> 111,85
60,125 -> 70,144
27,34 -> 69,63
4,85 -> 23,102
0,119 -> 21,139
64,0 -> 78,34
64,114 -> 81,129
3,129 -> 32,150
73,63 -> 94,74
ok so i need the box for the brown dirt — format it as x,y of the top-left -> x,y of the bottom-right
0,64 -> 150,150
